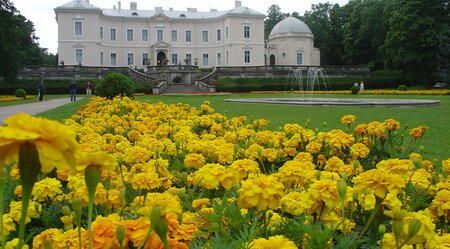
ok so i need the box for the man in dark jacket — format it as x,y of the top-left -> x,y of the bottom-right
68,81 -> 77,102
37,80 -> 46,102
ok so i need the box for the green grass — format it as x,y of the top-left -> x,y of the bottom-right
34,93 -> 449,161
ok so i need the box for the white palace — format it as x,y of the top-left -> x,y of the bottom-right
55,0 -> 320,68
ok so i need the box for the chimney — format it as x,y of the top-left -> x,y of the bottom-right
169,7 -> 173,11
187,8 -> 197,12
130,2 -> 137,11
235,1 -> 241,8
118,1 -> 121,10
85,0 -> 89,4
113,5 -> 116,10
210,9 -> 217,12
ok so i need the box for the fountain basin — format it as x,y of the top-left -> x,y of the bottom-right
224,97 -> 440,108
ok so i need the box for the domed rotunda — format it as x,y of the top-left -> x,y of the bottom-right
266,17 -> 320,66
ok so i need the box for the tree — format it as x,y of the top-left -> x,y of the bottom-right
264,4 -> 288,40
383,0 -> 448,85
343,0 -> 386,68
0,0 -> 42,83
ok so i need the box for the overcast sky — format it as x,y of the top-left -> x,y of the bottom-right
11,0 -> 348,54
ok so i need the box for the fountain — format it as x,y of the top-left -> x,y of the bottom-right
225,67 -> 441,108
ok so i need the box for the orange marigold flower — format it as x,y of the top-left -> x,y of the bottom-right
340,115 -> 356,125
383,118 -> 401,131
409,126 -> 429,139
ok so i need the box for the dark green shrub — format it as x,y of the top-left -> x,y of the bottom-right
397,85 -> 408,91
14,88 -> 27,99
96,73 -> 135,99
351,85 -> 360,94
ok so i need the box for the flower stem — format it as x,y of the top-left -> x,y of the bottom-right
358,197 -> 383,240
85,165 -> 102,249
17,143 -> 41,249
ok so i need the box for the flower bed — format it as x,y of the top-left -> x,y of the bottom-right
252,89 -> 450,95
1,96 -> 449,248
0,96 -> 35,102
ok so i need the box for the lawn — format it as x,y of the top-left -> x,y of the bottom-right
35,93 -> 449,161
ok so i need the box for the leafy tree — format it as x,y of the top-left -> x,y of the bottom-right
264,4 -> 288,40
383,0 -> 448,85
343,0 -> 386,68
0,0 -> 43,83
96,72 -> 135,99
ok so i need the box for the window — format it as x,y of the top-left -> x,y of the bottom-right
127,53 -> 134,66
75,48 -> 83,64
185,30 -> 192,42
171,30 -> 177,42
244,26 -> 251,39
217,29 -> 221,41
296,53 -> 303,65
110,28 -> 116,41
185,53 -> 192,65
171,53 -> 178,65
226,51 -> 229,65
127,29 -> 134,41
142,53 -> 149,65
100,27 -> 103,39
100,52 -> 104,65
142,29 -> 149,42
75,21 -> 82,36
111,53 -> 117,66
202,53 -> 209,66
226,27 -> 229,39
202,30 -> 208,42
157,29 -> 163,42
217,53 -> 222,65
244,50 -> 251,64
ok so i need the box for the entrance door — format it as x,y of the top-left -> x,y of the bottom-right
270,55 -> 276,66
157,51 -> 166,66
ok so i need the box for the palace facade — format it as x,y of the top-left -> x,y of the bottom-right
55,0 -> 320,68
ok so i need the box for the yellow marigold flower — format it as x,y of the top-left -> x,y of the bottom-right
340,115 -> 356,125
358,190 -> 376,210
122,217 -> 149,247
402,210 -> 436,244
293,152 -> 314,162
306,141 -> 322,154
308,179 -> 340,208
137,192 -> 182,216
280,191 -> 318,216
430,189 -> 450,218
33,228 -> 63,249
0,113 -> 79,172
367,121 -> 385,137
350,143 -> 370,159
9,164 -> 20,180
380,233 -> 413,249
56,167 -> 71,181
420,160 -> 434,172
382,192 -> 402,210
74,151 -> 116,173
107,188 -> 121,209
245,143 -> 263,160
409,125 -> 429,139
187,163 -> 240,190
354,124 -> 368,136
250,235 -> 298,249
131,171 -> 162,191
53,227 -> 89,249
425,233 -> 450,249
32,177 -> 63,202
5,238 -> 29,249
442,158 -> 450,175
238,175 -> 284,211
353,169 -> 405,199
2,214 -> 16,236
376,159 -> 414,179
183,153 -> 205,169
192,198 -> 211,209
123,145 -> 150,164
411,168 -> 432,189
262,148 -> 279,162
72,183 -> 108,206
8,200 -> 41,223
409,152 -> 422,161
324,156 -> 345,173
325,129 -> 355,150
230,159 -> 261,179
277,160 -> 317,188
383,118 -> 401,131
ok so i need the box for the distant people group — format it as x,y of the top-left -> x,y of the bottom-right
36,80 -> 93,103
354,81 -> 365,93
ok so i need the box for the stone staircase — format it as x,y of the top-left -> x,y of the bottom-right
162,83 -> 206,94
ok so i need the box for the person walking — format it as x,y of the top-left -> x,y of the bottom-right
85,80 -> 93,97
68,80 -> 77,102
37,80 -> 46,102
359,81 -> 365,93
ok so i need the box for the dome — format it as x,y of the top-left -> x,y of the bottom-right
269,17 -> 312,37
